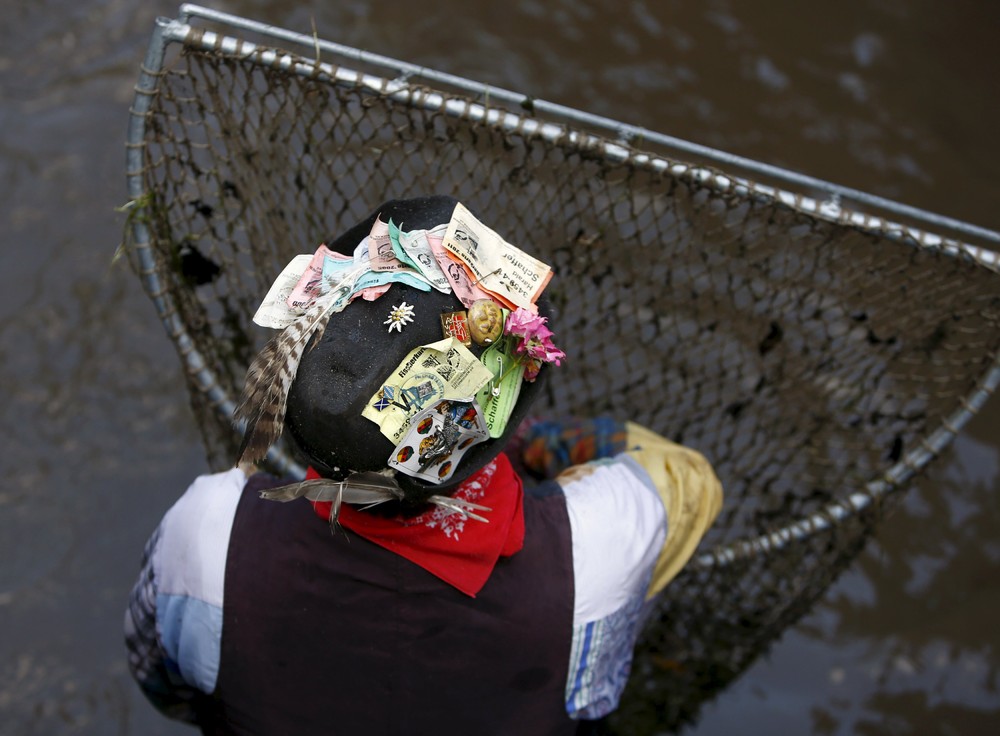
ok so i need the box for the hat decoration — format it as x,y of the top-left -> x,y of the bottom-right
384,301 -> 416,332
235,201 -> 563,524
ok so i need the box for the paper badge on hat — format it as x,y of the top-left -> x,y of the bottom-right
362,338 -> 493,444
388,399 -> 489,484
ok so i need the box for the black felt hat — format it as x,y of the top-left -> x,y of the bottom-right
283,195 -> 549,510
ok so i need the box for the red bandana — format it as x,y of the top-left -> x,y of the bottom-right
308,452 -> 525,597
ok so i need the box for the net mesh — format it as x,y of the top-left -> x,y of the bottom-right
127,30 -> 1000,733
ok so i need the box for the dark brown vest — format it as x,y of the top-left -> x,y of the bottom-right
203,473 -> 576,736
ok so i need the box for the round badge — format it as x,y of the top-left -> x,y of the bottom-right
468,299 -> 504,345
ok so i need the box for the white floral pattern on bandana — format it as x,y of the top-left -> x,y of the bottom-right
405,458 -> 498,541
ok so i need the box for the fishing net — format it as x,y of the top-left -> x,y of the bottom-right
124,9 -> 1000,733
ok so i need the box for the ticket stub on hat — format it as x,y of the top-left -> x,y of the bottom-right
252,254 -> 313,329
442,202 -> 553,311
253,250 -> 367,328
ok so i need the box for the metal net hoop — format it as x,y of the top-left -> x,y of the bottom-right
124,7 -> 1000,731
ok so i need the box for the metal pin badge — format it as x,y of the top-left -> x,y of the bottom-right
440,309 -> 472,345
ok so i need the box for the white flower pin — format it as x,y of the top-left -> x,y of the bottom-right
384,301 -> 415,333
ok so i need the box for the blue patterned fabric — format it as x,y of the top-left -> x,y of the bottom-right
123,527 -> 203,723
564,589 -> 652,719
124,469 -> 245,722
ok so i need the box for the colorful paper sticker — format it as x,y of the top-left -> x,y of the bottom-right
387,399 -> 489,484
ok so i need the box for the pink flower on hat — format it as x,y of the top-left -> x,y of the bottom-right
504,308 -> 565,381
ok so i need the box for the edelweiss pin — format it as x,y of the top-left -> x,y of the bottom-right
384,302 -> 415,333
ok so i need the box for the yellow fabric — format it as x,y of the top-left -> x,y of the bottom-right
624,422 -> 724,599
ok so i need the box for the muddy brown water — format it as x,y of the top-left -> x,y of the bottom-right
1,1 -> 997,733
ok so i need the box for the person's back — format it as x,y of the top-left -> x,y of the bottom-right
125,197 -> 722,734
206,463 -> 574,735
